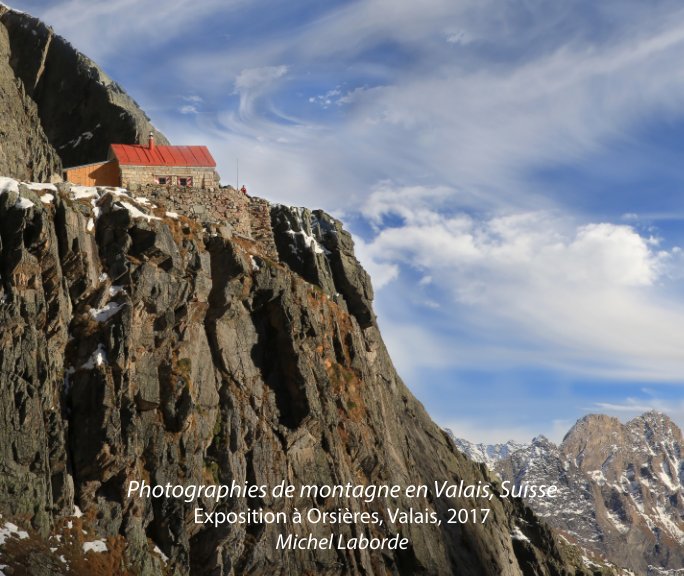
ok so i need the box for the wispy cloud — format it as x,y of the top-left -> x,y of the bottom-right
594,400 -> 659,413
34,0 -> 246,62
177,95 -> 203,115
308,86 -> 361,109
233,65 -> 288,118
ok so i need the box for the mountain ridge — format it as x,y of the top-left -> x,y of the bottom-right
0,3 -> 168,181
453,411 -> 684,576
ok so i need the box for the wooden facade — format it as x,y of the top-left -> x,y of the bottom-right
63,160 -> 120,187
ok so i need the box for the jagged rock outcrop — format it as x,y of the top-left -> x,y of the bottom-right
454,412 -> 684,576
271,206 -> 375,328
0,4 -> 168,179
0,179 -> 604,575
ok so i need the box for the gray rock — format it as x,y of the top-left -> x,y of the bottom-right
0,186 -> 606,575
270,206 -> 375,328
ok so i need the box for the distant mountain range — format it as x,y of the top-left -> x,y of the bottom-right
451,411 -> 684,576
451,437 -> 528,470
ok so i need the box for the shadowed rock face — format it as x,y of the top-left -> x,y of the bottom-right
0,18 -> 59,181
0,182 -> 601,575
0,5 -> 168,180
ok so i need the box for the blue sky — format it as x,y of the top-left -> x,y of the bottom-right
8,0 -> 684,443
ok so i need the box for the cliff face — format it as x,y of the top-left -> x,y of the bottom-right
0,180 -> 600,576
0,5 -> 621,575
0,4 -> 168,180
0,18 -> 59,181
458,413 -> 684,576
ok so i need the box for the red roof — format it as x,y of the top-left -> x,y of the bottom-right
110,144 -> 216,168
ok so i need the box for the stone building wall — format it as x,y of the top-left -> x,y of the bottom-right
146,186 -> 279,261
121,165 -> 219,190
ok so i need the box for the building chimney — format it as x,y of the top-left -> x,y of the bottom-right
148,131 -> 155,150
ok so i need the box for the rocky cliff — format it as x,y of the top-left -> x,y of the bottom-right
0,3 -> 168,180
0,5 -> 626,575
0,176 -> 610,575
454,412 -> 684,576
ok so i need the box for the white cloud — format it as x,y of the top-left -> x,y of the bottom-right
309,87 -> 342,108
179,105 -> 199,115
344,23 -> 684,208
234,65 -> 288,92
308,86 -> 372,109
353,236 -> 399,289
178,96 -> 203,115
358,185 -> 684,380
444,30 -> 468,45
593,400 -> 660,413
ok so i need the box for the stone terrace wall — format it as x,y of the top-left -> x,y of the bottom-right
248,197 -> 277,257
146,185 -> 279,261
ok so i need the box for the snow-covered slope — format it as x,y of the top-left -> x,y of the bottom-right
452,411 -> 684,576
446,431 -> 527,469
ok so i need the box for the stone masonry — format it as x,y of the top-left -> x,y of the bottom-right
146,185 -> 279,261
121,166 -> 219,191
